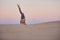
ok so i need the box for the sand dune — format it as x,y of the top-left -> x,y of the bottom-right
0,21 -> 60,40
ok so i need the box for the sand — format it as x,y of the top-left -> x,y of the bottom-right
0,21 -> 60,40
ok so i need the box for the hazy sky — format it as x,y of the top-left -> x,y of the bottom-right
0,0 -> 60,24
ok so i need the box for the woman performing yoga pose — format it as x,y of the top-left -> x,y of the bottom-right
17,4 -> 26,24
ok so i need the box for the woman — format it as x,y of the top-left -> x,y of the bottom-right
17,4 -> 26,24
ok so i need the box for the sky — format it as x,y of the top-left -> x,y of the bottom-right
0,0 -> 60,24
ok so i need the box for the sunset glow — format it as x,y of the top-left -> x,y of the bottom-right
0,0 -> 60,24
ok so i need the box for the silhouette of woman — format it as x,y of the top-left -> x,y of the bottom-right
17,4 -> 26,24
